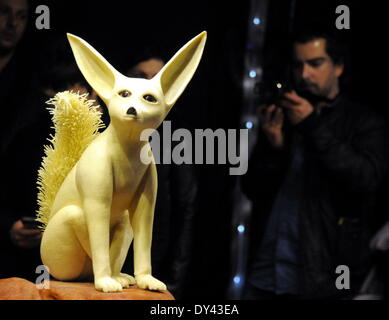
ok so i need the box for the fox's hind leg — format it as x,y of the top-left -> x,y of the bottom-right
41,205 -> 93,281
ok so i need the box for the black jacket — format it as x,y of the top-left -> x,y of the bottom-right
242,95 -> 389,298
0,50 -> 46,280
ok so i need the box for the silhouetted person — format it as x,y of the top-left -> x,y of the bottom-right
0,0 -> 43,280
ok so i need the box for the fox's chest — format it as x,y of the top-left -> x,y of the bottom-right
112,160 -> 147,194
110,162 -> 148,214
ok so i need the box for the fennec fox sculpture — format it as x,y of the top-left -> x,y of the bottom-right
38,32 -> 206,293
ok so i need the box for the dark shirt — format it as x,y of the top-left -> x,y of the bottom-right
249,133 -> 304,295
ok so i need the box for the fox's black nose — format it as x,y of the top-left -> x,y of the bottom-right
126,107 -> 137,116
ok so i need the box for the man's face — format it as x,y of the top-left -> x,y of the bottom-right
0,0 -> 29,52
292,38 -> 343,99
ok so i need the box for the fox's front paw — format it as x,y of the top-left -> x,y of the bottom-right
136,274 -> 167,291
112,273 -> 136,288
95,276 -> 122,293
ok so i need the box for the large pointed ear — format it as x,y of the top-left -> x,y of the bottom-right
155,31 -> 207,107
67,33 -> 119,101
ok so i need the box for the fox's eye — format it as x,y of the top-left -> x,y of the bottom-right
119,90 -> 131,98
143,94 -> 157,103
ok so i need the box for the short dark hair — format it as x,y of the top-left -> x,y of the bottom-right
292,30 -> 346,66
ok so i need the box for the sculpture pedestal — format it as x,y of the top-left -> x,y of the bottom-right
0,277 -> 174,300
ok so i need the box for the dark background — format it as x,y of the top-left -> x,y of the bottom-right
22,0 -> 388,298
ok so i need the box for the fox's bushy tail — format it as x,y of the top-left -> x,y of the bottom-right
36,91 -> 105,229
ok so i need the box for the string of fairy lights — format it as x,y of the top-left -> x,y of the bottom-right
228,0 -> 269,299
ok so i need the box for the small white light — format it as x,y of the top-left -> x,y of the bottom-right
253,17 -> 261,25
237,225 -> 245,233
249,70 -> 256,78
245,121 -> 253,129
233,276 -> 241,284
276,82 -> 282,89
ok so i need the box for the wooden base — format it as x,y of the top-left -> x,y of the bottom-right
0,277 -> 174,300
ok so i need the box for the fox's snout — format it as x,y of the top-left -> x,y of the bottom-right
126,107 -> 137,116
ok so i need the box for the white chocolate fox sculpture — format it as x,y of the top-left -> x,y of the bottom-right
38,32 -> 206,293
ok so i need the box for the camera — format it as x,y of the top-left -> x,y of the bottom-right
255,79 -> 327,108
254,80 -> 293,107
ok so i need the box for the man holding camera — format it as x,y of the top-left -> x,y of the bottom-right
242,31 -> 389,299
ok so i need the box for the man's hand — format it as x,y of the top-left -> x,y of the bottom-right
10,220 -> 42,249
257,104 -> 284,148
279,91 -> 314,125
